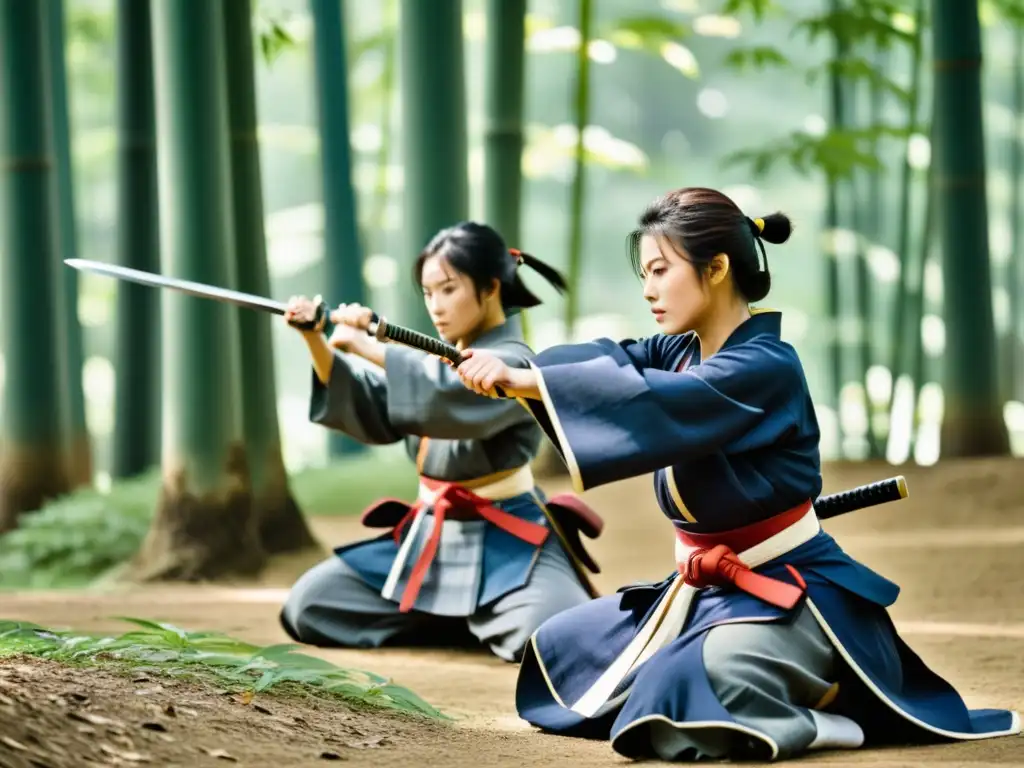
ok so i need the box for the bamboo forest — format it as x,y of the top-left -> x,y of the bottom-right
1,0 -> 1023,766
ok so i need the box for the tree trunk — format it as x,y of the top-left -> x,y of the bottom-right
484,0 -> 528,336
399,0 -> 469,333
225,0 -> 319,556
887,0 -> 926,409
563,0 -> 593,341
0,0 -> 71,531
823,0 -> 846,436
47,0 -> 92,488
132,0 -> 264,580
930,0 -> 1008,456
309,0 -> 368,458
112,0 -> 162,480
1008,26 -> 1023,401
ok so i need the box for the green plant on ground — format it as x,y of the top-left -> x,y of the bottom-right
0,617 -> 448,720
0,451 -> 419,590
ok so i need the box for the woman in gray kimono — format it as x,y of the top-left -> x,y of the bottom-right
278,221 -> 603,662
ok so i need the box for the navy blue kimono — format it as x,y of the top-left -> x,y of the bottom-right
513,310 -> 1020,759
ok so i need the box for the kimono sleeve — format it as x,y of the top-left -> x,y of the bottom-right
383,342 -> 534,440
522,338 -> 803,492
309,352 -> 403,445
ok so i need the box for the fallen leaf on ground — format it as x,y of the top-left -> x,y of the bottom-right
68,711 -> 123,727
203,747 -> 238,761
100,743 -> 151,762
1,736 -> 28,751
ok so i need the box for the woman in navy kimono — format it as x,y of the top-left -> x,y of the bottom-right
277,221 -> 603,663
454,188 -> 1020,759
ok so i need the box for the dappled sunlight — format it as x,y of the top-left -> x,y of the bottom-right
886,375 -> 917,465
83,355 -> 114,438
907,133 -> 931,169
660,41 -> 699,78
522,122 -> 648,180
696,88 -> 728,119
256,123 -> 318,154
362,253 -> 399,289
350,123 -> 383,154
821,227 -> 859,261
526,26 -> 619,66
1004,401 -> 1024,455
277,394 -> 329,471
265,203 -> 323,278
866,365 -> 893,406
813,404 -> 840,460
531,313 -> 637,349
992,287 -> 1011,335
802,114 -> 828,137
866,244 -> 900,284
77,273 -> 114,328
693,15 -> 742,38
923,259 -> 943,303
921,314 -> 945,357
778,308 -> 809,342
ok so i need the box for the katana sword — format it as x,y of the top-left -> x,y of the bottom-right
63,257 -> 911,520
815,474 -> 907,520
64,258 -> 467,365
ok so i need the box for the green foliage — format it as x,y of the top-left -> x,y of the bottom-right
723,124 -> 911,180
0,471 -> 160,589
794,3 -> 916,50
255,17 -> 297,65
720,0 -> 919,181
985,0 -> 1024,25
718,0 -> 785,22
722,45 -> 791,73
0,617 -> 448,719
0,452 -> 417,591
604,14 -> 690,51
808,56 -> 911,105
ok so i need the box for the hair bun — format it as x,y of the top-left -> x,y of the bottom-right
754,212 -> 793,245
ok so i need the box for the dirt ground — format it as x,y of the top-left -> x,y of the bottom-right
2,457 -> 1024,767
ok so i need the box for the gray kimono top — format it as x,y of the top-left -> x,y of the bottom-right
307,318 -> 558,616
308,318 -> 541,479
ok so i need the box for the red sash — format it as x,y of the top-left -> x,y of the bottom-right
390,477 -> 550,613
675,500 -> 813,610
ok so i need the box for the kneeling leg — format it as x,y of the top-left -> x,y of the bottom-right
468,540 -> 592,662
280,556 -> 466,649
697,604 -> 863,760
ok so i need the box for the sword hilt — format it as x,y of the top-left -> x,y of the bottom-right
367,313 -> 509,399
815,475 -> 908,520
286,298 -> 331,333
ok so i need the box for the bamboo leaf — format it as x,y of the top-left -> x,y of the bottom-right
984,0 -> 1024,24
256,19 -> 297,65
807,57 -> 912,105
718,0 -> 783,21
602,14 -> 690,51
722,127 -> 909,180
722,45 -> 791,72
793,7 -> 915,49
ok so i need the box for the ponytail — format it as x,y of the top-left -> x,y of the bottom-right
502,248 -> 569,309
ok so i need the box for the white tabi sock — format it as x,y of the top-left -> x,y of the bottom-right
807,710 -> 865,750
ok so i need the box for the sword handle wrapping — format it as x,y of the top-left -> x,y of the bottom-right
368,314 -> 509,399
815,475 -> 908,520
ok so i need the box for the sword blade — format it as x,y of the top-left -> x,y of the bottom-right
64,258 -> 288,315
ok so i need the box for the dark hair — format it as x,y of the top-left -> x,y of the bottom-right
413,221 -> 568,310
626,187 -> 792,303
